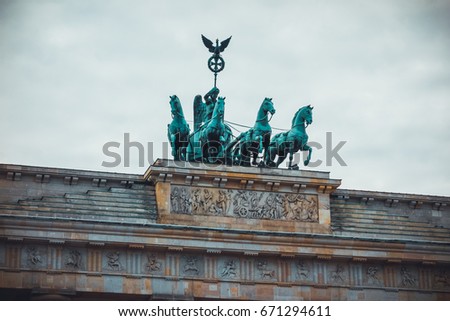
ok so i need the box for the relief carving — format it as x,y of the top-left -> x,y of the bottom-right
257,261 -> 275,279
105,251 -> 123,271
170,186 -> 318,222
65,250 -> 82,269
171,187 -> 191,213
183,256 -> 200,275
220,260 -> 238,278
146,254 -> 162,273
26,247 -> 43,266
215,190 -> 232,214
284,194 -> 318,221
330,264 -> 345,283
433,270 -> 450,288
233,191 -> 264,218
400,266 -> 417,287
366,266 -> 381,285
295,261 -> 310,280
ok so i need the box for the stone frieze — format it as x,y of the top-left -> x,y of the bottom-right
170,186 -> 319,222
0,242 -> 449,293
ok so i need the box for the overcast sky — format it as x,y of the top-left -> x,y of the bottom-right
0,0 -> 449,196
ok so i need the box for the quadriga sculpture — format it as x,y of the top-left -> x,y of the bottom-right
226,98 -> 276,167
167,95 -> 190,161
187,96 -> 232,163
264,105 -> 314,169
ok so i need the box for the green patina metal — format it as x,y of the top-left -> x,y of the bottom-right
167,95 -> 190,161
226,98 -> 276,167
264,105 -> 314,169
187,96 -> 233,163
193,86 -> 221,130
166,34 -> 314,168
201,34 -> 232,87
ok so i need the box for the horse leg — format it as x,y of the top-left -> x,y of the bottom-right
288,151 -> 299,170
265,146 -> 277,167
303,144 -> 312,166
258,147 -> 268,167
167,127 -> 171,149
170,134 -> 178,160
234,142 -> 243,166
178,133 -> 189,161
241,145 -> 250,167
275,154 -> 287,168
186,139 -> 193,162
179,140 -> 187,161
263,146 -> 269,165
209,140 -> 222,164
252,152 -> 258,166
252,136 -> 263,166
202,141 -> 209,163
256,136 -> 263,154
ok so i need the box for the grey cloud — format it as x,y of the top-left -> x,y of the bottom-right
0,0 -> 449,196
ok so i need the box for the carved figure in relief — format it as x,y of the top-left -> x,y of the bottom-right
65,250 -> 82,269
257,261 -> 275,279
330,264 -> 345,283
221,260 -> 237,278
179,187 -> 191,213
202,189 -> 213,213
184,256 -> 200,275
27,247 -> 42,265
400,267 -> 416,287
366,266 -> 381,285
170,186 -> 318,222
263,193 -> 284,219
233,190 -> 264,218
296,261 -> 310,280
170,187 -> 181,213
191,188 -> 214,214
305,197 -> 318,221
146,254 -> 161,272
171,187 -> 191,214
295,261 -> 309,280
434,270 -> 450,287
284,194 -> 306,220
233,190 -> 249,217
212,190 -> 231,214
192,188 -> 202,213
283,194 -> 318,221
250,191 -> 262,210
106,251 -> 122,271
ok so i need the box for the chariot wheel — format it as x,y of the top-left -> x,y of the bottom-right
238,207 -> 248,217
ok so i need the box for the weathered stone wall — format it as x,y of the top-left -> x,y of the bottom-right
331,189 -> 450,243
1,239 -> 449,300
0,161 -> 449,300
146,159 -> 340,234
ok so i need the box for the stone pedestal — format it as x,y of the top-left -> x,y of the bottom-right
144,159 -> 341,234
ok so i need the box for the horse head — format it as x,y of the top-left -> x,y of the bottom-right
169,95 -> 184,118
212,96 -> 226,120
262,97 -> 276,116
292,105 -> 313,128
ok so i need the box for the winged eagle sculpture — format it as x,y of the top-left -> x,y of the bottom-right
201,35 -> 232,56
